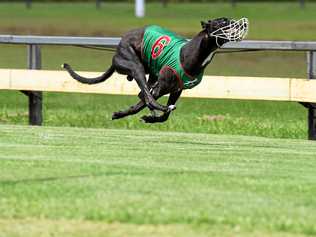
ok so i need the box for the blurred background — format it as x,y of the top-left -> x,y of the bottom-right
0,0 -> 315,138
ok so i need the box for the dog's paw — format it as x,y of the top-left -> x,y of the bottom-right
168,104 -> 176,112
140,115 -> 156,123
140,115 -> 150,123
61,63 -> 68,69
112,112 -> 122,120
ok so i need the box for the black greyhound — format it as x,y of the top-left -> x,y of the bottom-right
63,17 -> 248,123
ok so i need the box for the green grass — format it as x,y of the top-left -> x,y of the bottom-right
0,125 -> 316,236
0,91 -> 307,139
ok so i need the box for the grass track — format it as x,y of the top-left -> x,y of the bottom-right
1,125 -> 316,236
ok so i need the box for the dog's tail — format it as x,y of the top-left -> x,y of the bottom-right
62,63 -> 115,85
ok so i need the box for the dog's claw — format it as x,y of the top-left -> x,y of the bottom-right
146,99 -> 169,113
140,115 -> 152,123
140,115 -> 147,123
112,112 -> 122,120
168,104 -> 176,112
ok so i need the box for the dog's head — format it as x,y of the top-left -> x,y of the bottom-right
201,17 -> 249,47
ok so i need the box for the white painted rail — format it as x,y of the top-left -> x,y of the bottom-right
1,69 -> 316,103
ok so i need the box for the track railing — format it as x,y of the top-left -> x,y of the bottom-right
0,35 -> 316,139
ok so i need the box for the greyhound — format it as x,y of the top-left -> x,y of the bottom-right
62,17 -> 248,123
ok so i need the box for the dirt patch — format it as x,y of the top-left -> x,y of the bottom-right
200,115 -> 226,122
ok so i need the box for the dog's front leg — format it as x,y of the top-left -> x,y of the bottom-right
141,90 -> 182,123
112,86 -> 159,120
141,67 -> 183,123
113,46 -> 169,113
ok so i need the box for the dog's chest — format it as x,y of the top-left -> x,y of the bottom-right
202,51 -> 215,67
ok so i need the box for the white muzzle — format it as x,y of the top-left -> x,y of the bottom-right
210,17 -> 249,47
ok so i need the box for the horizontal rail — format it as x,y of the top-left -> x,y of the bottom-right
224,40 -> 316,51
1,69 -> 316,103
1,35 -> 316,51
0,35 -> 120,47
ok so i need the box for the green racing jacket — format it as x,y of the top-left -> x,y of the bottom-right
142,25 -> 204,90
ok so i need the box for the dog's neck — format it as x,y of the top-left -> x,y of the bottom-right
180,30 -> 218,76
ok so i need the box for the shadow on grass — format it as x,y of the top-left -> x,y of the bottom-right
0,169 -> 222,186
0,172 -> 128,186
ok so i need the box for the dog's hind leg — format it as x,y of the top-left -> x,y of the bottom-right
111,93 -> 163,121
113,47 -> 169,112
140,67 -> 183,123
112,100 -> 146,120
141,90 -> 182,123
112,87 -> 180,122
112,75 -> 159,120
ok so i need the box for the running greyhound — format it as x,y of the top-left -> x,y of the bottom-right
63,17 -> 248,123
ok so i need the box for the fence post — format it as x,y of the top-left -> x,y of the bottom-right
96,0 -> 101,9
135,0 -> 145,18
231,0 -> 236,8
161,0 -> 168,8
26,44 -> 42,126
26,0 -> 32,9
306,51 -> 316,140
299,0 -> 305,9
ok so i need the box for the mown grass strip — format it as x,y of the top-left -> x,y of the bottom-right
0,125 -> 316,236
